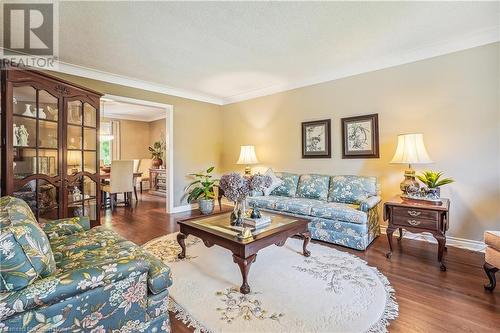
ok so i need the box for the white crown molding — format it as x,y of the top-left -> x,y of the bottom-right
102,114 -> 166,122
53,61 -> 225,105
38,26 -> 498,106
380,225 -> 486,253
222,26 -> 500,105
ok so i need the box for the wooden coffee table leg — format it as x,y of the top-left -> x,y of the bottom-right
232,253 -> 257,294
177,233 -> 187,259
302,231 -> 311,257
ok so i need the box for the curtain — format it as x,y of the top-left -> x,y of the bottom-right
111,120 -> 121,160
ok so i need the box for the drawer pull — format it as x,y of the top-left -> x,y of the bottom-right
408,219 -> 421,226
408,210 -> 421,217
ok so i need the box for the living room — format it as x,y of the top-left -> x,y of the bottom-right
0,1 -> 499,332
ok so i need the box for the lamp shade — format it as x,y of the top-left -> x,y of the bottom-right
390,133 -> 433,164
237,145 -> 258,165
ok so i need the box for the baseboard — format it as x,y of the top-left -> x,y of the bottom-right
380,225 -> 486,252
170,203 -> 198,213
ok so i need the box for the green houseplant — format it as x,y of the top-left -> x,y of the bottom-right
149,138 -> 166,168
417,171 -> 454,199
185,166 -> 219,215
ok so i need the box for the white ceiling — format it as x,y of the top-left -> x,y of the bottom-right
55,1 -> 499,105
101,99 -> 166,122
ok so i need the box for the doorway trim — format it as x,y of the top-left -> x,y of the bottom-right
102,94 -> 175,213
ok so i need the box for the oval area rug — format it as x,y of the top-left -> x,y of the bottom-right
143,233 -> 398,333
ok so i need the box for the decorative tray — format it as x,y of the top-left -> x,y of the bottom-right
400,194 -> 443,205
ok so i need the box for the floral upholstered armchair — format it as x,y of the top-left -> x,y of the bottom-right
0,196 -> 172,332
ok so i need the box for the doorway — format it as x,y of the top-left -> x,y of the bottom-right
100,94 -> 174,213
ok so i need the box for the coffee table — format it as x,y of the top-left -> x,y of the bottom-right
176,211 -> 311,294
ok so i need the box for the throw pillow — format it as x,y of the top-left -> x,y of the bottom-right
296,174 -> 330,201
270,172 -> 300,197
263,169 -> 284,196
0,196 -> 57,281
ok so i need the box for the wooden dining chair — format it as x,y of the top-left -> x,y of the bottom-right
102,160 -> 134,210
137,158 -> 152,194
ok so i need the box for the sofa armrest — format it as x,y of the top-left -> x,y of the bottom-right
40,217 -> 90,239
0,258 -> 149,322
359,196 -> 381,212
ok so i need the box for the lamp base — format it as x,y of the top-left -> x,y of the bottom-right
400,168 -> 419,194
244,166 -> 252,175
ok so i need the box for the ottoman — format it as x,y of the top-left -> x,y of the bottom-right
484,230 -> 500,291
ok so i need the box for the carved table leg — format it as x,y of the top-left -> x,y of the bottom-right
177,233 -> 187,259
435,234 -> 447,271
232,253 -> 257,294
386,226 -> 396,259
302,231 -> 311,257
398,228 -> 403,242
484,262 -> 498,291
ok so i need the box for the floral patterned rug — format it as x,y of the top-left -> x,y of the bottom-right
143,233 -> 398,333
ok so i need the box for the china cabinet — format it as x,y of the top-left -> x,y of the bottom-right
1,65 -> 102,226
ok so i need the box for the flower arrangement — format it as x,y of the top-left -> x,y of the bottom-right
219,173 -> 272,224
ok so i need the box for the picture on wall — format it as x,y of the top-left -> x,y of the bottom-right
342,113 -> 379,158
302,119 -> 331,158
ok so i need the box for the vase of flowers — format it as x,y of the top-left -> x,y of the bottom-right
220,173 -> 272,226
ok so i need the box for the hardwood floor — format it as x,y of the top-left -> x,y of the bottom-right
102,194 -> 499,333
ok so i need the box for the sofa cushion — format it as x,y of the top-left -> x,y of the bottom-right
248,195 -> 288,210
275,198 -> 324,215
297,174 -> 330,201
328,175 -> 378,204
0,196 -> 57,291
50,226 -> 172,295
270,172 -> 300,197
310,202 -> 368,224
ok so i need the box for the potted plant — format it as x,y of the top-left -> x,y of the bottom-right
149,138 -> 166,168
417,171 -> 454,199
186,166 -> 218,215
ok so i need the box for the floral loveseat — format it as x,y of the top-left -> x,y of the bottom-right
0,196 -> 172,332
248,174 -> 381,250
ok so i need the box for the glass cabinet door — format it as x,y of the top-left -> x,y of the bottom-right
65,100 -> 99,224
11,86 -> 61,218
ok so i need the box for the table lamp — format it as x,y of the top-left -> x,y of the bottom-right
67,151 -> 81,174
390,133 -> 433,194
237,145 -> 258,175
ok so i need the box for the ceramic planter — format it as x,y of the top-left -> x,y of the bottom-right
152,158 -> 163,168
199,198 -> 215,215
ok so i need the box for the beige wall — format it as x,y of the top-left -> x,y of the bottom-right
149,118 -> 167,156
49,72 -> 223,207
221,43 -> 500,241
102,117 -> 151,160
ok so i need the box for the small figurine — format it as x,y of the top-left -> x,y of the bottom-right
46,106 -> 57,120
13,124 -> 19,146
17,125 -> 29,146
250,206 -> 261,219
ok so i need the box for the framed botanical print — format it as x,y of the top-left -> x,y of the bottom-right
342,114 -> 379,159
302,119 -> 331,158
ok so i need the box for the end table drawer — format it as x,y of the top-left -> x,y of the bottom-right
393,207 -> 438,220
393,216 -> 437,230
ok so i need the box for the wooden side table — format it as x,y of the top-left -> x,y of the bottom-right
384,195 -> 450,271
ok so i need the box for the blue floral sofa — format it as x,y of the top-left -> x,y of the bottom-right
0,196 -> 172,332
248,173 -> 381,250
